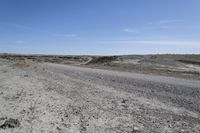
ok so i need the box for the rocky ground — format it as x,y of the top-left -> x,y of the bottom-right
0,59 -> 200,133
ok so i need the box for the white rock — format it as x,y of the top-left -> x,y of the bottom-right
133,126 -> 139,131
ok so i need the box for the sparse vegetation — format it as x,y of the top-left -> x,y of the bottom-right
86,56 -> 118,64
0,54 -> 200,79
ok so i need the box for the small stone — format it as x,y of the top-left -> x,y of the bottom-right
181,129 -> 185,132
24,74 -> 28,77
121,99 -> 128,103
133,126 -> 139,131
62,123 -> 71,128
56,126 -> 61,131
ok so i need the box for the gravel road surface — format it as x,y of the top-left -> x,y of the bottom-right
0,60 -> 200,133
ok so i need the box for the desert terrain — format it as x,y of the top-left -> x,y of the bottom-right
0,54 -> 200,133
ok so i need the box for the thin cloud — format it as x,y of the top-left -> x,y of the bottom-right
97,40 -> 200,48
123,19 -> 182,33
123,28 -> 138,33
147,19 -> 182,25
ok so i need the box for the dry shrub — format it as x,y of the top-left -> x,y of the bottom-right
14,58 -> 32,67
87,56 -> 118,64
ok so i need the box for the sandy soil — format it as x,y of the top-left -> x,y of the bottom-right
0,59 -> 200,133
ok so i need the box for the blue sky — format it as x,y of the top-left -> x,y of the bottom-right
0,0 -> 200,55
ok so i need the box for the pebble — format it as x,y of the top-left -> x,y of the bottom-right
181,129 -> 185,132
133,126 -> 139,131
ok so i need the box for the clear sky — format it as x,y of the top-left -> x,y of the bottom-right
0,0 -> 200,55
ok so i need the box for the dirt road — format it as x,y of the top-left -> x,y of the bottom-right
0,60 -> 200,133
